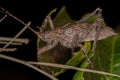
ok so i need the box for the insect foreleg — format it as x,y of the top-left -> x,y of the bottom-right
40,15 -> 55,31
37,42 -> 57,58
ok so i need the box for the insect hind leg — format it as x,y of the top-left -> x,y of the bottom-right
79,44 -> 94,68
91,8 -> 103,54
76,7 -> 102,23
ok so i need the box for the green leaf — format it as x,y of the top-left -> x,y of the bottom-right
72,44 -> 94,80
53,6 -> 74,27
53,42 -> 92,76
66,42 -> 91,67
81,13 -> 98,23
84,34 -> 120,80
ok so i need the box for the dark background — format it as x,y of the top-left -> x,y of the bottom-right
0,0 -> 120,80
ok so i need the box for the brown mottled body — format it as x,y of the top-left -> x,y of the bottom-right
37,8 -> 116,67
38,19 -> 116,55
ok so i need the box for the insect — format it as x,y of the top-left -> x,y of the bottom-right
36,7 -> 116,67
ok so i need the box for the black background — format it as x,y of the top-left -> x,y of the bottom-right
0,0 -> 120,80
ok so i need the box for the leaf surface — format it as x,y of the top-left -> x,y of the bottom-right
84,34 -> 120,80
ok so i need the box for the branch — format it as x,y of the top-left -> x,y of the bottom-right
0,48 -> 16,52
0,54 -> 58,80
0,37 -> 29,44
28,61 -> 120,78
0,14 -> 7,22
1,21 -> 30,51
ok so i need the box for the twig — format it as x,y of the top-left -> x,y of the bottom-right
1,21 -> 31,51
0,48 -> 16,52
0,41 -> 22,45
0,54 -> 58,80
0,14 -> 7,22
28,61 -> 120,78
0,37 -> 29,44
0,7 -> 58,80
